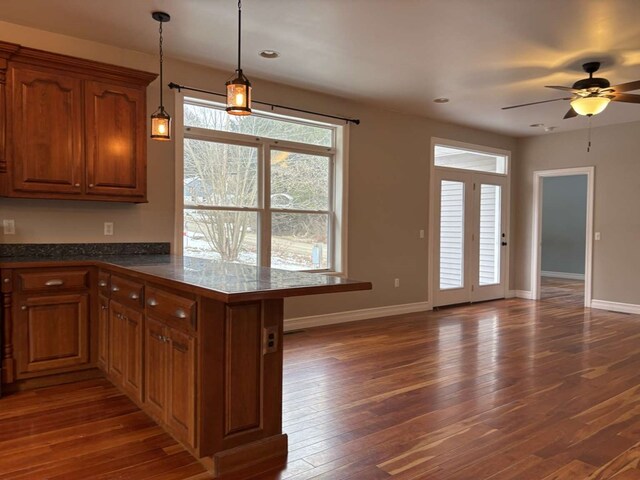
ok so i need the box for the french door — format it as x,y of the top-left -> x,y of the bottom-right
433,169 -> 508,307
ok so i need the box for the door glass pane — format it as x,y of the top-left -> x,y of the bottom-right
479,184 -> 502,286
435,145 -> 507,174
440,180 -> 464,290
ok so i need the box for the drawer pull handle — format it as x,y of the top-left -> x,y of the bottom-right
173,341 -> 188,352
98,280 -> 107,287
111,286 -> 120,292
45,279 -> 64,286
129,292 -> 139,300
147,298 -> 158,307
175,309 -> 187,319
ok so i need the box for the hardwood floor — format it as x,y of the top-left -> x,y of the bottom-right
3,298 -> 640,479
540,276 -> 585,306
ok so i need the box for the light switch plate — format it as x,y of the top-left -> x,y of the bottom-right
104,222 -> 114,236
3,219 -> 15,235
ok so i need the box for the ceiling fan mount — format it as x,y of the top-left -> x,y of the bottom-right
502,60 -> 640,119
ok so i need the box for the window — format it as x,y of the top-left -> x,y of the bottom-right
434,145 -> 507,174
179,96 -> 346,273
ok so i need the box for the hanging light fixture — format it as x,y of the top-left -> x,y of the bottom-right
150,11 -> 171,140
570,95 -> 611,117
226,0 -> 252,115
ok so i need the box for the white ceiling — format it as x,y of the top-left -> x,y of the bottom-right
1,0 -> 640,137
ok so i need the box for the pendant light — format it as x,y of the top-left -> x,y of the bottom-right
150,11 -> 171,140
226,0 -> 252,115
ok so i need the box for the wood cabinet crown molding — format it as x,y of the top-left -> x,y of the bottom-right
0,40 -> 157,203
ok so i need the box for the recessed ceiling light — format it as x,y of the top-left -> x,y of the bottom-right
259,50 -> 280,59
529,123 -> 544,128
433,97 -> 449,104
544,126 -> 557,132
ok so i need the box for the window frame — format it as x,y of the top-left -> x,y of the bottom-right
174,91 -> 348,275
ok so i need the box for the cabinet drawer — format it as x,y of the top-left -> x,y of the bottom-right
98,271 -> 111,296
110,275 -> 144,309
146,287 -> 196,331
17,269 -> 89,292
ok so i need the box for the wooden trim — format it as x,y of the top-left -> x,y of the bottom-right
531,166 -> 594,307
1,269 -> 14,383
212,433 -> 288,478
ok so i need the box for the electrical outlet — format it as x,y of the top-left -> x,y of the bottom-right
394,278 -> 400,288
3,219 -> 15,235
419,229 -> 425,239
104,222 -> 114,236
595,232 -> 601,241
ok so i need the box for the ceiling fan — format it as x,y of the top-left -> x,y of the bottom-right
502,62 -> 640,119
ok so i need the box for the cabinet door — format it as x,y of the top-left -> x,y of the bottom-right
144,316 -> 168,420
97,295 -> 109,371
15,293 -> 88,378
10,66 -> 83,194
123,307 -> 143,402
167,327 -> 197,448
84,81 -> 146,198
108,302 -> 126,385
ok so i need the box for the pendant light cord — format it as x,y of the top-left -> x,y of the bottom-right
237,0 -> 242,71
159,19 -> 164,108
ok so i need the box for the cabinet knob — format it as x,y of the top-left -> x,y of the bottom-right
111,286 -> 120,292
129,292 -> 139,300
98,281 -> 107,287
21,305 -> 27,311
175,309 -> 187,319
147,298 -> 158,307
74,183 -> 80,187
89,184 -> 94,188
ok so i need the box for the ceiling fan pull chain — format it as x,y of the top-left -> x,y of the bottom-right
587,116 -> 592,153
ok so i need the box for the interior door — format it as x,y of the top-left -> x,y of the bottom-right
434,170 -> 507,306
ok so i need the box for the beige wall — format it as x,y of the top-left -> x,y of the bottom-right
0,21 -> 518,318
514,120 -> 640,304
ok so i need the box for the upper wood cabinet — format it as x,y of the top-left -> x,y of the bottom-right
0,41 -> 156,203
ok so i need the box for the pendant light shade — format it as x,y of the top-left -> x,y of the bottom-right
570,96 -> 611,117
151,11 -> 171,140
226,0 -> 252,115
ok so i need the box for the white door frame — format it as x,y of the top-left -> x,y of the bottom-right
428,137 -> 511,306
531,166 -> 594,307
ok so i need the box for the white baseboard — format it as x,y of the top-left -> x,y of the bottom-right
541,271 -> 585,280
515,290 -> 534,300
284,301 -> 432,331
590,299 -> 640,315
506,290 -> 516,298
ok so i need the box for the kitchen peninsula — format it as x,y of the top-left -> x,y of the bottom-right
0,243 -> 372,478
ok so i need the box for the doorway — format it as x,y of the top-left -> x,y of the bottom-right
430,139 -> 510,307
531,167 -> 594,307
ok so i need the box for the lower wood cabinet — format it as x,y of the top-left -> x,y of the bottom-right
109,300 -> 142,402
144,315 -> 197,449
15,292 -> 89,378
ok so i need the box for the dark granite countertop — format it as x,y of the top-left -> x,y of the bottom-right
0,254 -> 371,302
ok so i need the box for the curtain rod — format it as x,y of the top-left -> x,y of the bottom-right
168,82 -> 360,125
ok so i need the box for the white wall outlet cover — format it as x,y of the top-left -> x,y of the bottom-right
104,222 -> 114,235
595,232 -> 601,241
3,219 -> 15,235
394,278 -> 400,288
419,229 -> 425,239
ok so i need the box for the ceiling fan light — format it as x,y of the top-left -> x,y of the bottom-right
570,96 -> 611,116
226,70 -> 252,115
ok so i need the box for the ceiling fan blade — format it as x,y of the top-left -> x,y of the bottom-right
608,80 -> 640,93
563,107 -> 578,119
545,85 -> 581,93
502,97 -> 572,110
611,93 -> 640,104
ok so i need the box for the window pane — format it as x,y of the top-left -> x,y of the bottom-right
184,139 -> 257,208
271,151 -> 330,211
435,145 -> 507,174
440,180 -> 464,290
184,209 -> 258,265
271,213 -> 329,270
479,184 -> 501,286
184,101 -> 333,147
